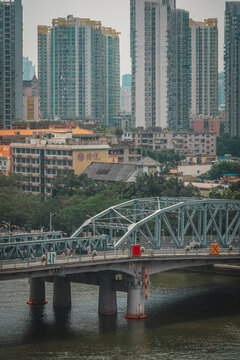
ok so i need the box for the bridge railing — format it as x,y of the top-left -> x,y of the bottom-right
1,247 -> 240,272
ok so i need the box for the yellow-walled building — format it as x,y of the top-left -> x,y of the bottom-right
72,145 -> 110,175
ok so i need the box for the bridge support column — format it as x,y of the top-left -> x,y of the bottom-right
98,273 -> 117,315
53,276 -> 71,308
125,285 -> 146,319
27,277 -> 47,305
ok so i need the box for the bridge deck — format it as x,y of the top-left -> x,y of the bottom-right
1,249 -> 240,281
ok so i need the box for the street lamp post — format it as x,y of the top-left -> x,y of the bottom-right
49,212 -> 57,232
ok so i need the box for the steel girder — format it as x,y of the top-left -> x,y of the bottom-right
72,198 -> 240,250
0,236 -> 108,260
0,231 -> 63,244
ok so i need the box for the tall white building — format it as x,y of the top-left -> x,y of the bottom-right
131,0 -> 175,129
130,0 -> 189,130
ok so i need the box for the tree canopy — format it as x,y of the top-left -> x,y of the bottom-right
0,171 -> 201,235
209,181 -> 240,200
217,134 -> 240,157
201,161 -> 240,180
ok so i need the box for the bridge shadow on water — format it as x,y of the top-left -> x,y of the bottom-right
146,279 -> 240,329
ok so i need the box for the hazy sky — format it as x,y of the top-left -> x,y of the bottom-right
23,0 -> 229,77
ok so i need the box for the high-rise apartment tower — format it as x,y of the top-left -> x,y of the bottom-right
190,19 -> 218,118
38,16 -> 120,126
169,9 -> 190,130
38,26 -> 51,119
0,0 -> 22,129
130,0 -> 190,130
225,2 -> 240,137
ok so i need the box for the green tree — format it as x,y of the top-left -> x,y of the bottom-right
217,134 -> 240,157
209,181 -> 240,200
201,161 -> 240,180
121,173 -> 200,199
114,127 -> 123,136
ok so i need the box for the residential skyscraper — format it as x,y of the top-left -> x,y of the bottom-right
0,0 -> 22,129
38,16 -> 120,125
38,25 -> 51,119
130,0 -> 189,129
169,9 -> 190,130
190,19 -> 218,118
23,56 -> 35,81
225,2 -> 240,137
103,27 -> 120,126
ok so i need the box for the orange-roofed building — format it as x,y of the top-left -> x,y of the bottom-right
0,128 -> 95,137
0,145 -> 11,175
0,128 -> 99,146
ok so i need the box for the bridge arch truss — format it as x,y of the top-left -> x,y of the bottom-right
72,198 -> 240,250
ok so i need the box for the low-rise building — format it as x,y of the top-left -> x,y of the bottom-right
126,130 -> 216,156
11,140 -> 73,195
83,157 -> 162,182
220,174 -> 240,186
136,157 -> 162,176
109,146 -> 142,164
10,132 -> 110,195
83,162 -> 136,183
183,155 -> 218,165
177,164 -> 212,178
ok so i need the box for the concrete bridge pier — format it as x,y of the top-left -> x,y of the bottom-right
98,273 -> 117,315
27,277 -> 47,305
53,276 -> 71,308
125,285 -> 146,319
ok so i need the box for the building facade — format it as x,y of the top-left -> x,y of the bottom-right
0,0 -> 22,129
190,18 -> 218,118
191,116 -> 220,137
130,0 -> 189,130
11,135 -> 110,195
225,2 -> 240,137
127,130 -> 216,156
109,146 -> 142,163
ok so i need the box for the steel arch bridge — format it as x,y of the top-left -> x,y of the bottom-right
72,198 -> 240,250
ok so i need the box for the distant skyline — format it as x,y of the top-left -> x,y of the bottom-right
23,0 -> 231,76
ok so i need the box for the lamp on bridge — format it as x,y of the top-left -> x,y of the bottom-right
49,212 -> 57,232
